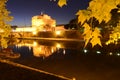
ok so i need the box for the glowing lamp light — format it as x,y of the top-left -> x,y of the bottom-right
72,77 -> 76,80
109,52 -> 113,55
96,51 -> 101,54
56,31 -> 61,35
63,49 -> 66,55
83,49 -> 88,53
117,53 -> 120,56
32,31 -> 37,35
55,31 -> 61,35
51,48 -> 54,53
28,46 -> 32,51
33,41 -> 38,47
56,43 -> 61,48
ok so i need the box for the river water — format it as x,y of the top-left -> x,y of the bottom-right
3,39 -> 120,80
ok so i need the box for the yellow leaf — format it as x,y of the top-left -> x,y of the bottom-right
90,27 -> 102,47
106,25 -> 120,45
83,23 -> 91,35
90,36 -> 102,47
58,0 -> 67,7
115,0 -> 120,5
76,10 -> 91,24
84,30 -> 92,47
92,27 -> 102,37
1,38 -> 8,48
82,23 -> 92,47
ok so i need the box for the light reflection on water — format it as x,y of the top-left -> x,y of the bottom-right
7,39 -> 120,59
10,39 -> 83,58
14,40 -> 66,58
5,39 -> 120,80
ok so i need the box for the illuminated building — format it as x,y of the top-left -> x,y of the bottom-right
32,13 -> 56,31
14,14 -> 56,32
12,14 -> 66,36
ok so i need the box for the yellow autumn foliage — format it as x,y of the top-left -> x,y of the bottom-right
75,0 -> 120,47
1,0 -> 120,48
57,0 -> 120,47
83,23 -> 102,47
88,0 -> 118,23
58,0 -> 67,7
0,0 -> 13,48
90,27 -> 102,47
106,26 -> 120,45
82,23 -> 92,47
76,10 -> 91,25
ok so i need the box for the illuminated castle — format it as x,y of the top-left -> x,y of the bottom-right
15,13 -> 65,33
32,13 -> 56,31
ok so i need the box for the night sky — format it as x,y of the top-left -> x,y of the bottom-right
6,0 -> 90,27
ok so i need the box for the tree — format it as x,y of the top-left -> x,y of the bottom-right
11,25 -> 18,30
0,0 -> 13,48
64,18 -> 80,30
56,0 -> 120,47
3,0 -> 120,48
108,6 -> 120,27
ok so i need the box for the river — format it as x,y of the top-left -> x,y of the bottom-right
1,39 -> 120,80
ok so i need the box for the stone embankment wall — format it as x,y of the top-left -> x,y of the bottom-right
36,30 -> 83,39
10,30 -> 83,40
9,30 -> 111,42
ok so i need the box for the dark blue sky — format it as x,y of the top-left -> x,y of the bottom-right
7,0 -> 90,26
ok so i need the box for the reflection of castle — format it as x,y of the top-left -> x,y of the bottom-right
33,45 -> 57,58
16,40 -> 59,58
14,14 -> 65,32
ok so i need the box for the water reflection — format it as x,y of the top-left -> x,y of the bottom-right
33,45 -> 57,58
7,39 -> 120,57
5,39 -> 120,80
12,40 -> 69,58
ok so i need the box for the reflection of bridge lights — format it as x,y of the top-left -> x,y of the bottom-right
51,48 -> 54,53
15,45 -> 19,48
17,44 -> 22,47
96,51 -> 101,54
72,77 -> 76,80
63,49 -> 66,55
83,49 -> 88,53
33,41 -> 38,46
55,31 -> 61,35
28,46 -> 32,51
